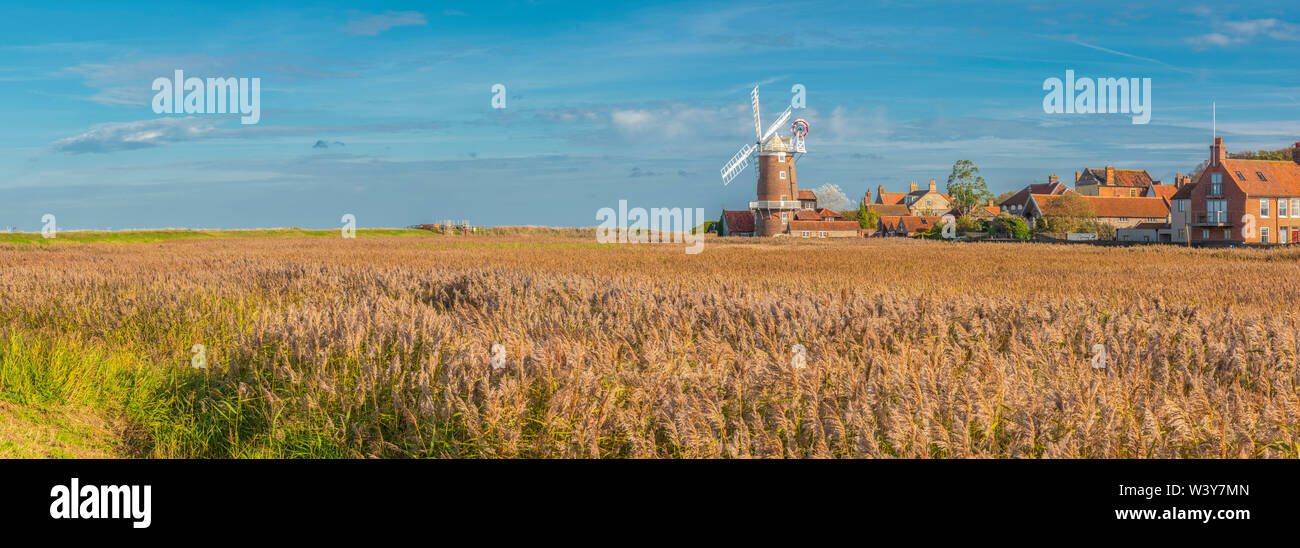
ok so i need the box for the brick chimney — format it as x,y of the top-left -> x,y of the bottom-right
1211,137 -> 1225,166
1174,172 -> 1182,188
1074,171 -> 1081,183
928,179 -> 937,192
863,190 -> 871,205
877,185 -> 884,202
1292,142 -> 1300,165
909,180 -> 918,192
1105,166 -> 1115,184
1048,174 -> 1059,184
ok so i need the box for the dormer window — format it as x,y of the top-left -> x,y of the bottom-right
1257,172 -> 1267,181
1235,171 -> 1246,181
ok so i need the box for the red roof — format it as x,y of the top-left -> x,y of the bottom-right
1147,184 -> 1179,200
815,208 -> 841,218
788,220 -> 861,232
1032,194 -> 1169,219
1000,182 -> 1071,207
870,203 -> 910,216
798,189 -> 817,200
876,192 -> 907,205
1079,168 -> 1154,188
895,216 -> 943,234
794,210 -> 823,221
720,210 -> 754,233
1220,158 -> 1300,197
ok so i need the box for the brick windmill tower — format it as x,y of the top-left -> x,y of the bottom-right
720,86 -> 809,236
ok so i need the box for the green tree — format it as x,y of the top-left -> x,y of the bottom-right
857,202 -> 880,230
988,214 -> 1031,240
946,160 -> 993,216
1036,192 -> 1096,234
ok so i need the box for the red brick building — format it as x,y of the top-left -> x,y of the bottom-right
1176,138 -> 1300,244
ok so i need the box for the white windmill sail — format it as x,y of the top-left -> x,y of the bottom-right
750,86 -> 762,141
720,142 -> 756,185
761,105 -> 792,142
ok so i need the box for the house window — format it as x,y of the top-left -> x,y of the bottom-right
801,231 -> 809,238
1261,199 -> 1270,218
1207,199 -> 1227,223
1292,199 -> 1300,218
1281,228 -> 1290,244
1223,229 -> 1230,240
1261,227 -> 1270,243
1129,189 -> 1137,197
1280,199 -> 1289,217
1177,200 -> 1186,212
819,231 -> 827,238
780,213 -> 788,224
1210,174 -> 1222,196
1202,229 -> 1210,240
1119,217 -> 1128,222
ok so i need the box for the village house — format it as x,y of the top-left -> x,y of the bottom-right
1023,194 -> 1171,230
717,209 -> 755,236
877,215 -> 943,237
872,180 -> 952,216
1178,138 -> 1300,244
789,220 -> 863,238
1074,167 -> 1155,197
998,177 -> 1072,216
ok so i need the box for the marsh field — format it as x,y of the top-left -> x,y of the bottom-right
1,229 -> 1298,459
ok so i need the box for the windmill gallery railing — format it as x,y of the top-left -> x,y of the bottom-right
749,200 -> 802,210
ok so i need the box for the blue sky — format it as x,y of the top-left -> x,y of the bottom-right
1,1 -> 1298,230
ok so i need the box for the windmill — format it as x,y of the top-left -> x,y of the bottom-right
719,85 -> 810,236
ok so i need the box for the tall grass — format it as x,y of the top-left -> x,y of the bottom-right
1,234 -> 1298,458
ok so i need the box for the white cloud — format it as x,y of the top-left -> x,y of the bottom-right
1185,18 -> 1300,48
51,117 -> 221,153
343,11 -> 428,36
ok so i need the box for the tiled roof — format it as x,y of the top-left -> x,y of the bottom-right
815,208 -> 841,218
895,216 -> 943,234
1000,182 -> 1071,207
870,203 -> 911,216
1033,194 -> 1170,218
983,205 -> 1001,216
1221,159 -> 1300,197
1170,182 -> 1197,200
798,189 -> 817,200
1147,184 -> 1179,200
876,192 -> 907,205
1079,168 -> 1154,188
794,210 -> 823,221
788,220 -> 861,231
721,210 -> 754,232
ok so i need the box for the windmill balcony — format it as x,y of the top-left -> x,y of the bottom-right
749,200 -> 802,210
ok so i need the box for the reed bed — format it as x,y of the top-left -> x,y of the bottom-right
1,234 -> 1297,458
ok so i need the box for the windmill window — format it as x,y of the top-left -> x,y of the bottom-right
779,171 -> 786,179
